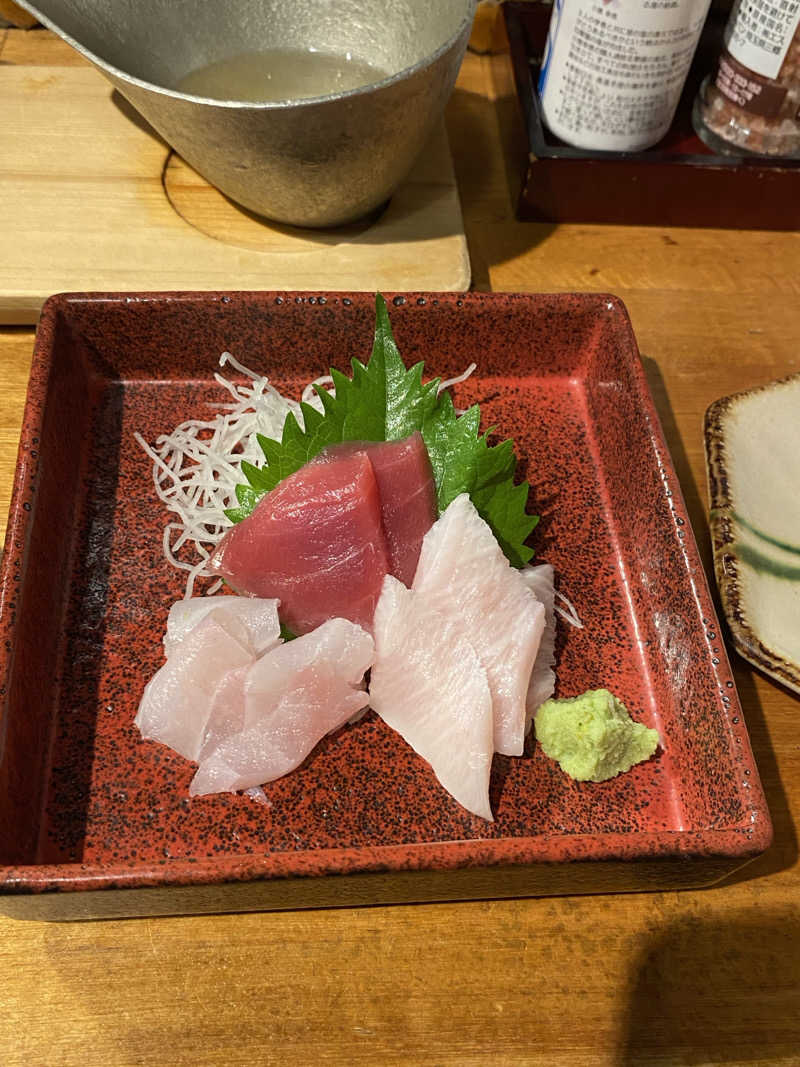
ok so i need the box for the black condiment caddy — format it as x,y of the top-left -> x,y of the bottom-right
504,1 -> 800,230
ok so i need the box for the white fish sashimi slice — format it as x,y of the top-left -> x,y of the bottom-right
190,618 -> 374,795
369,576 -> 494,821
519,563 -> 557,727
163,595 -> 281,658
198,664 -> 249,761
413,493 -> 544,757
135,608 -> 255,761
189,686 -> 369,796
244,616 -> 373,721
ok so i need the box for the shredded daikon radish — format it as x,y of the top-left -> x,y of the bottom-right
438,362 -> 476,394
135,353 -> 331,598
554,589 -> 584,630
302,375 -> 333,405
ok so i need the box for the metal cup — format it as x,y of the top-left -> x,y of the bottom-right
17,0 -> 475,226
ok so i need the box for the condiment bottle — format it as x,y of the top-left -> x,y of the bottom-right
538,0 -> 713,152
692,0 -> 800,156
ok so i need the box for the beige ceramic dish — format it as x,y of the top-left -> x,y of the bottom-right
705,373 -> 800,695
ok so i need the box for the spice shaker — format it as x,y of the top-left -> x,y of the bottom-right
693,0 -> 800,156
538,0 -> 713,152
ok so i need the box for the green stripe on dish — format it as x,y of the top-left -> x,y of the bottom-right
735,541 -> 800,582
733,511 -> 800,557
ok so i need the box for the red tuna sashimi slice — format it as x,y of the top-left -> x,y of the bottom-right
519,563 -> 557,726
365,433 -> 437,585
368,575 -> 494,821
190,618 -> 374,795
135,608 -> 255,761
163,595 -> 281,658
316,433 -> 437,586
209,451 -> 389,634
413,493 -> 545,757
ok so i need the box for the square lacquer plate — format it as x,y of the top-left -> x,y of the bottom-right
0,291 -> 771,920
705,373 -> 800,696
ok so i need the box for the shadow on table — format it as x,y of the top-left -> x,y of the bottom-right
446,86 -> 557,289
620,910 -> 800,1064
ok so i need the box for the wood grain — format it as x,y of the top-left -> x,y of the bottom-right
0,1 -> 37,29
1,30 -> 799,1067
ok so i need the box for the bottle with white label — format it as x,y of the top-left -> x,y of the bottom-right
538,0 -> 713,152
692,0 -> 800,157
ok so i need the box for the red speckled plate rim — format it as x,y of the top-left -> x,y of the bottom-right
0,290 -> 772,897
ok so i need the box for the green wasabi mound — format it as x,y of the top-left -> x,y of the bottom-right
534,689 -> 659,782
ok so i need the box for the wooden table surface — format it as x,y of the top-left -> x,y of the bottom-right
1,28 -> 799,1067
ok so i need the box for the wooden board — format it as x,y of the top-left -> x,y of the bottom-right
0,63 -> 470,324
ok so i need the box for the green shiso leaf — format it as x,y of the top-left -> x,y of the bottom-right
225,293 -> 538,567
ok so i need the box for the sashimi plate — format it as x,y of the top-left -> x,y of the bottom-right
0,291 -> 771,920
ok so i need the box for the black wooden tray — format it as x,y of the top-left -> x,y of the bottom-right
504,1 -> 800,229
